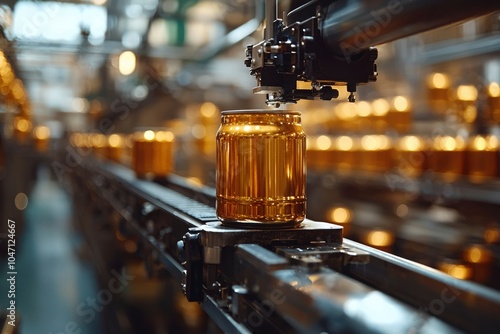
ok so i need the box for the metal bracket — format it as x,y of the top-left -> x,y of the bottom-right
199,219 -> 343,249
275,245 -> 370,272
178,220 -> 343,302
178,228 -> 203,301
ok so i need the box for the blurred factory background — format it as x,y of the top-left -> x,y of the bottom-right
1,0 -> 500,333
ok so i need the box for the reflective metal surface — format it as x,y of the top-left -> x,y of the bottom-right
320,0 -> 500,54
234,244 -> 462,334
66,158 -> 500,333
342,239 -> 500,333
216,110 -> 306,227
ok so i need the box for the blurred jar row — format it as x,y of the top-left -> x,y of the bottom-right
70,130 -> 175,179
1,50 -> 35,145
323,204 -> 499,285
438,244 -> 495,283
302,95 -> 412,134
301,75 -> 500,135
0,51 -> 30,115
427,73 -> 500,125
4,115 -> 51,151
307,134 -> 499,182
67,102 -> 221,179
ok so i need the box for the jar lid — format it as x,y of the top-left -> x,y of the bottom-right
221,109 -> 301,115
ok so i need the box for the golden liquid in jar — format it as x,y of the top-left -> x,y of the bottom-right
395,136 -> 427,177
216,110 -> 306,228
428,136 -> 465,181
466,136 -> 499,181
132,130 -> 175,178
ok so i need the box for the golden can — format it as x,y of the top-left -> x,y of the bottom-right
216,110 -> 306,228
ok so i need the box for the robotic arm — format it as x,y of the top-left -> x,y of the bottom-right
246,0 -> 500,106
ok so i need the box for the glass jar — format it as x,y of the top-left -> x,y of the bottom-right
132,129 -> 175,179
216,110 -> 306,228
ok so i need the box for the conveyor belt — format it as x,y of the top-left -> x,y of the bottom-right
95,161 -> 218,223
71,158 -> 500,334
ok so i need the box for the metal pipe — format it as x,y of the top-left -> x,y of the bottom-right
320,0 -> 500,55
265,0 -> 277,40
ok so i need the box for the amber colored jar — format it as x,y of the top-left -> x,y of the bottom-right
388,96 -> 412,133
466,135 -> 498,182
359,135 -> 393,173
428,136 -> 465,181
13,116 -> 31,143
216,110 -> 306,228
33,126 -> 51,152
306,135 -> 335,171
395,136 -> 427,177
132,130 -> 175,178
487,83 -> 500,123
106,134 -> 124,163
